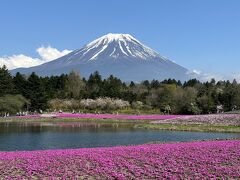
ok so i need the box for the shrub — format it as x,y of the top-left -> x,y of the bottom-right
0,94 -> 29,115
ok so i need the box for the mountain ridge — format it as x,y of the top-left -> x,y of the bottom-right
11,33 -> 195,81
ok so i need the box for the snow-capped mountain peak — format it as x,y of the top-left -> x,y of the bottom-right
11,33 -> 196,82
87,33 -> 139,45
68,33 -> 162,61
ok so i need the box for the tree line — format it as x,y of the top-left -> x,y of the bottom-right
1,65 -> 240,115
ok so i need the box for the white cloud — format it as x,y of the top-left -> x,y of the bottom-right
192,69 -> 201,75
187,69 -> 218,81
186,69 -> 201,76
200,73 -> 225,82
0,46 -> 72,70
36,46 -> 72,62
187,69 -> 240,82
0,55 -> 42,70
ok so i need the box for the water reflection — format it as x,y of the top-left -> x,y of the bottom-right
0,122 -> 239,151
0,122 -> 136,133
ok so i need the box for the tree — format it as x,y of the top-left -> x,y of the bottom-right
13,72 -> 27,95
150,80 -> 160,88
132,101 -> 143,109
129,81 -> 135,88
86,71 -> 102,98
180,87 -> 200,114
142,80 -> 150,89
0,65 -> 14,96
65,71 -> 85,99
26,73 -> 48,111
102,75 -> 123,98
146,84 -> 176,111
158,84 -> 177,111
183,79 -> 200,87
164,105 -> 171,114
220,81 -> 240,111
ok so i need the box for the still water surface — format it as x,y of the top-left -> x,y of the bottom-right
0,122 -> 239,151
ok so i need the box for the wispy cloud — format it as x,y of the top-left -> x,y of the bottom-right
0,46 -> 72,70
188,69 -> 240,82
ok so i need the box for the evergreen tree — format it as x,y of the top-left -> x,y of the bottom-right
13,72 -> 27,95
0,65 -> 14,96
103,75 -> 122,98
26,73 -> 48,111
87,71 -> 102,98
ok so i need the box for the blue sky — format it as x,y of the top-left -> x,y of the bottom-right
0,0 -> 240,79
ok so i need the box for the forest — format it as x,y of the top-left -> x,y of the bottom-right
0,65 -> 240,115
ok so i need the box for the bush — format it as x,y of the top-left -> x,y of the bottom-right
0,94 -> 29,115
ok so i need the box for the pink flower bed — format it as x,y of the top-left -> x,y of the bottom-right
0,140 -> 239,179
152,114 -> 240,125
57,113 -> 182,120
14,114 -> 41,119
11,113 -> 183,121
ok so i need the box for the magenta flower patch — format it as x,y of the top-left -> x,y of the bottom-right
0,140 -> 239,179
14,113 -> 183,120
57,113 -> 182,120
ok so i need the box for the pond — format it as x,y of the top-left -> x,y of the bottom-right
0,122 -> 239,151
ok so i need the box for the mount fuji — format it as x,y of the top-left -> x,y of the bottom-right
11,33 -> 196,81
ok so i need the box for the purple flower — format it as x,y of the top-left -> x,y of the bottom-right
0,140 -> 239,179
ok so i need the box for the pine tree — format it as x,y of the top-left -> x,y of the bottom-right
13,72 -> 27,95
87,71 -> 102,98
0,65 -> 14,96
26,72 -> 48,111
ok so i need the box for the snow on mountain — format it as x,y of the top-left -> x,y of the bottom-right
61,33 -> 162,62
11,33 -> 196,82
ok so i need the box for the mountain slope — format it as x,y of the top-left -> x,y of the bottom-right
11,33 -> 194,81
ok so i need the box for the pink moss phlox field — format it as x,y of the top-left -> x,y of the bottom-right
0,140 -> 239,179
12,113 -> 183,120
14,115 -> 41,119
153,114 -> 240,125
57,113 -> 182,120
